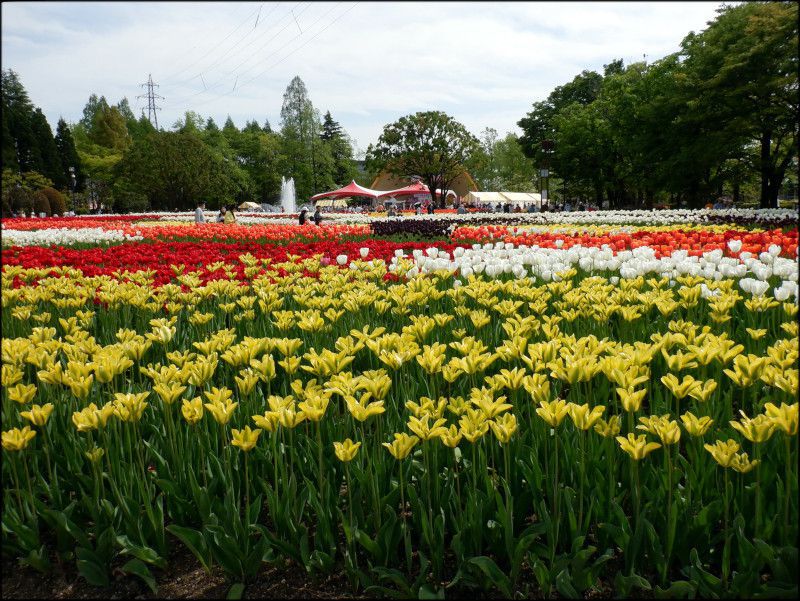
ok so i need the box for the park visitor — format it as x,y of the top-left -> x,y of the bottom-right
299,208 -> 308,225
224,205 -> 236,224
216,207 -> 226,222
195,202 -> 206,224
313,206 -> 322,225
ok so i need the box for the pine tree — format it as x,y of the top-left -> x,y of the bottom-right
80,94 -> 109,129
30,108 -> 64,188
55,118 -> 84,191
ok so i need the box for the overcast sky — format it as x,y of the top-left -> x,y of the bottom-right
2,1 -> 726,154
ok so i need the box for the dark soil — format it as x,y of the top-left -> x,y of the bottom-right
1,546 -> 367,600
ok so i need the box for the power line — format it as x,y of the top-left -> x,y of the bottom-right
162,3 -> 265,83
173,1 -> 293,87
161,2 -> 310,108
188,2 -> 358,112
136,74 -> 164,129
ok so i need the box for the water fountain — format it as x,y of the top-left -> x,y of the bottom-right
280,177 -> 297,214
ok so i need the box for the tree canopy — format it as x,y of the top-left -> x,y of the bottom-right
367,111 -> 480,206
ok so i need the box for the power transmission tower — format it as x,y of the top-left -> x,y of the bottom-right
137,74 -> 164,129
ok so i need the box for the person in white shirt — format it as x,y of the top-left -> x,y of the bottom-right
195,202 -> 206,224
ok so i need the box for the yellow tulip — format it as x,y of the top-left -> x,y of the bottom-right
489,413 -> 518,444
277,407 -> 306,429
19,403 -> 54,427
680,412 -> 714,437
593,415 -> 622,438
345,393 -> 385,422
686,379 -> 717,403
459,408 -> 489,443
568,403 -> 606,431
416,342 -> 447,374
181,397 -> 204,424
764,402 -> 798,436
356,370 -> 392,400
470,388 -> 512,419
407,414 -> 449,441
616,433 -> 661,460
66,374 -> 94,401
252,411 -> 280,432
536,399 -> 569,427
704,439 -> 740,468
297,392 -> 330,422
153,382 -> 187,406
7,383 -> 37,405
231,426 -> 261,452
85,447 -> 105,463
730,452 -> 760,474
617,387 -> 647,413
2,426 -> 36,451
112,392 -> 150,422
333,438 -> 361,462
383,432 -> 420,458
730,411 -> 775,443
203,398 -> 238,425
2,364 -> 25,388
660,373 -> 700,400
234,370 -> 260,396
72,403 -> 101,432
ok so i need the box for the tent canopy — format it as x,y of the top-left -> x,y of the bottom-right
311,180 -> 383,201
238,201 -> 262,210
465,191 -> 542,205
377,181 -> 429,198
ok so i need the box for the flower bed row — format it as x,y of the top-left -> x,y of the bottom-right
2,251 -> 798,597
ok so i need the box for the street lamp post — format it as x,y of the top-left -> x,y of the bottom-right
68,167 -> 76,215
541,140 -> 554,208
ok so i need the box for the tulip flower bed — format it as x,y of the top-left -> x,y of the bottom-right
1,212 -> 799,598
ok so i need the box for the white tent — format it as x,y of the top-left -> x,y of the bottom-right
465,191 -> 542,206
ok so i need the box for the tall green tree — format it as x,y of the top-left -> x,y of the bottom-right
79,93 -> 109,130
55,118 -> 84,192
115,131 -> 248,210
367,111 -> 480,207
679,1 -> 798,207
320,111 -> 356,186
280,76 -> 328,199
1,69 -> 38,174
30,108 -> 64,188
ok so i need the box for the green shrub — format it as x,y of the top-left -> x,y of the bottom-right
41,187 -> 67,216
8,186 -> 33,216
112,187 -> 149,213
32,190 -> 51,216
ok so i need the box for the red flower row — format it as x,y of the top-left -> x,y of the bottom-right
452,226 -> 798,258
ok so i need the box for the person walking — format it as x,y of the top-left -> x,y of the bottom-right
224,205 -> 236,224
195,201 -> 206,224
299,208 -> 308,225
313,206 -> 322,226
216,207 -> 226,222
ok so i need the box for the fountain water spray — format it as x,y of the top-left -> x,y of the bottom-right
280,177 -> 297,214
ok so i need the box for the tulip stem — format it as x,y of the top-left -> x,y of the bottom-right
754,445 -> 761,539
784,436 -> 791,545
244,452 -> 250,522
9,455 -> 25,519
723,469 -> 730,591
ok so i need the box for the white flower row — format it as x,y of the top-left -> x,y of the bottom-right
1,228 -> 144,247
355,243 -> 798,301
378,207 -> 798,226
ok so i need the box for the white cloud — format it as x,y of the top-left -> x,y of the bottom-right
2,1 -> 725,145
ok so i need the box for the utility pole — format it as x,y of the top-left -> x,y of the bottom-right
137,74 -> 164,129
